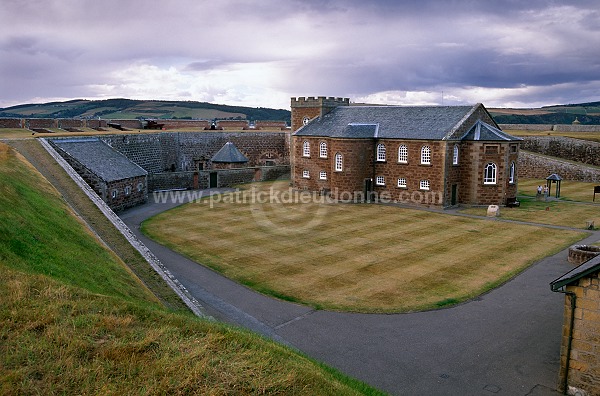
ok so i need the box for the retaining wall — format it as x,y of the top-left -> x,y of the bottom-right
520,136 -> 600,166
517,151 -> 600,182
500,124 -> 600,132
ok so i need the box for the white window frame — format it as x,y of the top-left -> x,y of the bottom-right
111,190 -> 118,199
421,146 -> 431,165
376,176 -> 385,186
137,182 -> 144,192
125,185 -> 131,196
397,178 -> 407,188
484,162 -> 497,185
302,141 -> 310,157
509,161 -> 515,184
453,145 -> 459,165
376,144 -> 386,162
420,180 -> 430,190
398,145 -> 408,163
319,141 -> 328,158
302,169 -> 310,178
334,152 -> 343,172
319,170 -> 327,180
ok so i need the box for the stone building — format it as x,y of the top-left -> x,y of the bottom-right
291,97 -> 521,207
210,141 -> 249,169
51,138 -> 148,212
551,256 -> 600,395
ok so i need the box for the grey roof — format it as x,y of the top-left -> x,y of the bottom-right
551,255 -> 600,291
460,120 -> 522,141
294,104 -> 482,140
211,142 -> 249,163
52,138 -> 147,182
546,173 -> 562,181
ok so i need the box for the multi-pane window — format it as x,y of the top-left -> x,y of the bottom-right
421,146 -> 431,164
376,176 -> 385,185
484,162 -> 497,184
377,144 -> 386,162
334,153 -> 343,171
420,180 -> 430,190
453,145 -> 459,165
509,162 -> 515,184
302,169 -> 310,178
319,171 -> 327,180
397,178 -> 407,188
302,141 -> 310,157
398,145 -> 408,163
319,141 -> 328,158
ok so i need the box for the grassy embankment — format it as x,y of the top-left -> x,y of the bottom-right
0,143 -> 383,395
142,181 -> 586,313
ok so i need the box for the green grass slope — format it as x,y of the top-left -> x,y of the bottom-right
0,143 -> 383,395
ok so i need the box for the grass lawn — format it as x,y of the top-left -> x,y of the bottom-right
142,181 -> 586,313
460,178 -> 600,229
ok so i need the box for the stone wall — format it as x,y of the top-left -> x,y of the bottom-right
517,151 -> 600,182
106,176 -> 148,212
149,165 -> 289,191
26,118 -> 55,128
101,131 -> 289,174
0,118 -> 23,128
520,136 -> 600,167
501,124 -> 600,132
559,269 -> 600,395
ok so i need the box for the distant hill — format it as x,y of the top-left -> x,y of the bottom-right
0,98 -> 291,123
3,98 -> 600,125
489,101 -> 600,124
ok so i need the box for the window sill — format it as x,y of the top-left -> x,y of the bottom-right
419,163 -> 432,166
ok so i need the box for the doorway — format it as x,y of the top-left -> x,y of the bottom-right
451,184 -> 457,206
209,172 -> 218,188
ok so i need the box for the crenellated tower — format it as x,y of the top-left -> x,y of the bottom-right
290,96 -> 350,132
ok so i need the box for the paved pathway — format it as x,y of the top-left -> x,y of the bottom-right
120,190 -> 599,395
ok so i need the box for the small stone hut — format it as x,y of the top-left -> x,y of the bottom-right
210,141 -> 249,170
52,138 -> 148,211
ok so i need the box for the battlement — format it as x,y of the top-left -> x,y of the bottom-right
291,96 -> 350,108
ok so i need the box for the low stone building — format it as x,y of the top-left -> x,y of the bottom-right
51,138 -> 148,211
291,97 -> 521,207
210,141 -> 249,169
551,256 -> 600,395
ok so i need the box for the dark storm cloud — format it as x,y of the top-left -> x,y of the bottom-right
1,0 -> 599,108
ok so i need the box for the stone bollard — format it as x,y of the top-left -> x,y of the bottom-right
486,205 -> 500,217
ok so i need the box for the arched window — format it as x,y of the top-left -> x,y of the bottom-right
484,163 -> 497,184
509,161 -> 516,184
377,144 -> 386,161
334,152 -> 343,171
302,141 -> 310,157
319,141 -> 327,158
421,146 -> 431,164
453,145 -> 459,165
398,145 -> 408,163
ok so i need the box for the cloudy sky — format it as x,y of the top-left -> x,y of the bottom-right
1,0 -> 599,110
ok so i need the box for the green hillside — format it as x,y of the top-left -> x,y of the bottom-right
0,98 -> 291,123
0,143 -> 382,396
489,101 -> 600,124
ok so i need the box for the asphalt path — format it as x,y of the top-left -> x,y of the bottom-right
120,189 -> 598,396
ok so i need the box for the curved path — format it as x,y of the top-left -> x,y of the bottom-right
120,190 -> 598,396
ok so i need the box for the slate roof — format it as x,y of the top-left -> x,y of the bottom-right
294,104 -> 482,140
52,138 -> 147,182
550,255 -> 600,291
460,120 -> 522,141
211,142 -> 249,163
